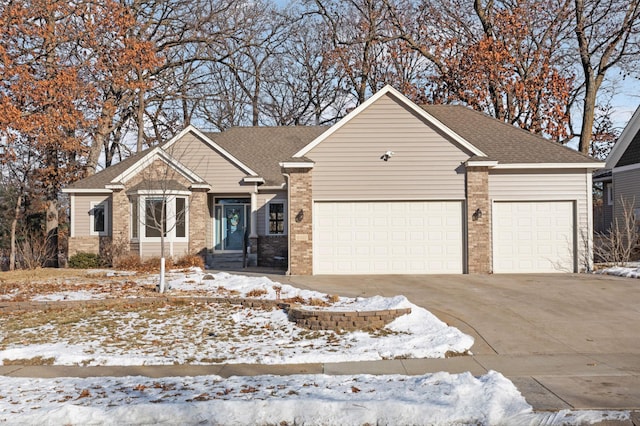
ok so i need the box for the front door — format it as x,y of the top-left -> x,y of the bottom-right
214,198 -> 250,252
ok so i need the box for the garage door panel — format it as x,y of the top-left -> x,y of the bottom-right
493,201 -> 575,273
314,201 -> 463,274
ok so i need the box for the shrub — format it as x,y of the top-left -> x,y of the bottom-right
68,252 -> 102,269
174,254 -> 205,269
113,254 -> 143,271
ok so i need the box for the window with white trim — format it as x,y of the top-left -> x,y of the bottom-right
267,201 -> 286,235
90,201 -> 108,236
606,183 -> 613,206
135,195 -> 189,242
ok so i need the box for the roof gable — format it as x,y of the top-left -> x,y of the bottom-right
63,145 -> 209,193
163,125 -> 258,176
605,105 -> 640,169
293,85 -> 486,158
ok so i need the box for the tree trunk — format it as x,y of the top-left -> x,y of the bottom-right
579,79 -> 597,154
87,132 -> 105,176
137,89 -> 145,153
9,193 -> 22,271
46,199 -> 59,268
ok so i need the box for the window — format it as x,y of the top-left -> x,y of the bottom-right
130,197 -> 139,239
268,202 -> 285,235
176,197 -> 186,238
141,196 -> 188,241
90,201 -> 108,235
145,198 -> 166,238
606,183 -> 613,206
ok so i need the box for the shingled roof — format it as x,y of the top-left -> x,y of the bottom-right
65,102 -> 601,193
422,104 -> 600,164
205,126 -> 327,186
65,147 -> 152,190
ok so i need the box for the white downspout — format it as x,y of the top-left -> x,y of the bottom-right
283,173 -> 291,276
586,171 -> 594,272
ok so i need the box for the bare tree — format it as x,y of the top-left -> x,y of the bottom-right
572,0 -> 640,154
309,0 -> 399,105
594,197 -> 640,265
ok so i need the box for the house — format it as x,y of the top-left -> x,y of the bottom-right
595,105 -> 640,233
63,86 -> 603,274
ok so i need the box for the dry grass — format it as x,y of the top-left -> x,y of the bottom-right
308,298 -> 329,307
246,288 -> 268,297
2,356 -> 55,366
326,294 -> 340,304
0,268 -> 87,285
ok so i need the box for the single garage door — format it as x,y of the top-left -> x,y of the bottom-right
492,201 -> 575,273
313,201 -> 464,274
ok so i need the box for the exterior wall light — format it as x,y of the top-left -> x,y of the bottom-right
380,151 -> 394,161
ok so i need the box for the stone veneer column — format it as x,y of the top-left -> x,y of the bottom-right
466,166 -> 492,273
111,189 -> 129,246
283,167 -> 313,275
189,189 -> 208,255
249,191 -> 258,256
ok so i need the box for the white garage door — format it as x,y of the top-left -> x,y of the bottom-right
492,201 -> 575,273
313,201 -> 463,274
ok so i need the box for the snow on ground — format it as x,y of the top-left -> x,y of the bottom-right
0,268 -> 631,424
0,269 -> 473,366
0,371 -> 628,425
597,264 -> 640,278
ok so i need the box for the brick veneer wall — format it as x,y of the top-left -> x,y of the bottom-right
68,236 -> 100,257
189,189 -> 208,255
257,235 -> 287,267
466,166 -> 491,273
111,189 -> 129,246
283,167 -> 313,275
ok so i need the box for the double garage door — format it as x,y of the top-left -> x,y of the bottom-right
313,200 -> 575,275
314,201 -> 464,274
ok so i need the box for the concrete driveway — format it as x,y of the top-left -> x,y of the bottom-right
276,272 -> 640,412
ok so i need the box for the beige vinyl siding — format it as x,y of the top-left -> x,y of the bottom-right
307,93 -> 469,201
257,191 -> 287,235
489,169 -> 590,271
167,133 -> 249,193
137,241 -> 189,259
612,167 -> 640,225
73,194 -> 111,237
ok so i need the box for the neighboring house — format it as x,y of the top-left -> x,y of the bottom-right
595,105 -> 640,234
63,86 -> 603,275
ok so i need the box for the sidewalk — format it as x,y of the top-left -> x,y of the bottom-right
2,353 -> 640,413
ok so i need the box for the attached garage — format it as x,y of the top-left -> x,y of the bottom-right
313,201 -> 464,274
492,201 -> 576,273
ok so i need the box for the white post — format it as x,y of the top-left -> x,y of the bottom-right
159,257 -> 166,293
250,190 -> 258,238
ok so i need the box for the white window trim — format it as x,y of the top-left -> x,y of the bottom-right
606,183 -> 613,206
265,200 -> 287,236
139,194 -> 189,243
90,201 -> 109,236
130,197 -> 139,241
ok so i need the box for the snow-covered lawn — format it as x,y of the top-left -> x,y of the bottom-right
597,263 -> 640,278
0,268 -> 630,425
0,270 -> 472,365
0,371 -> 628,426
